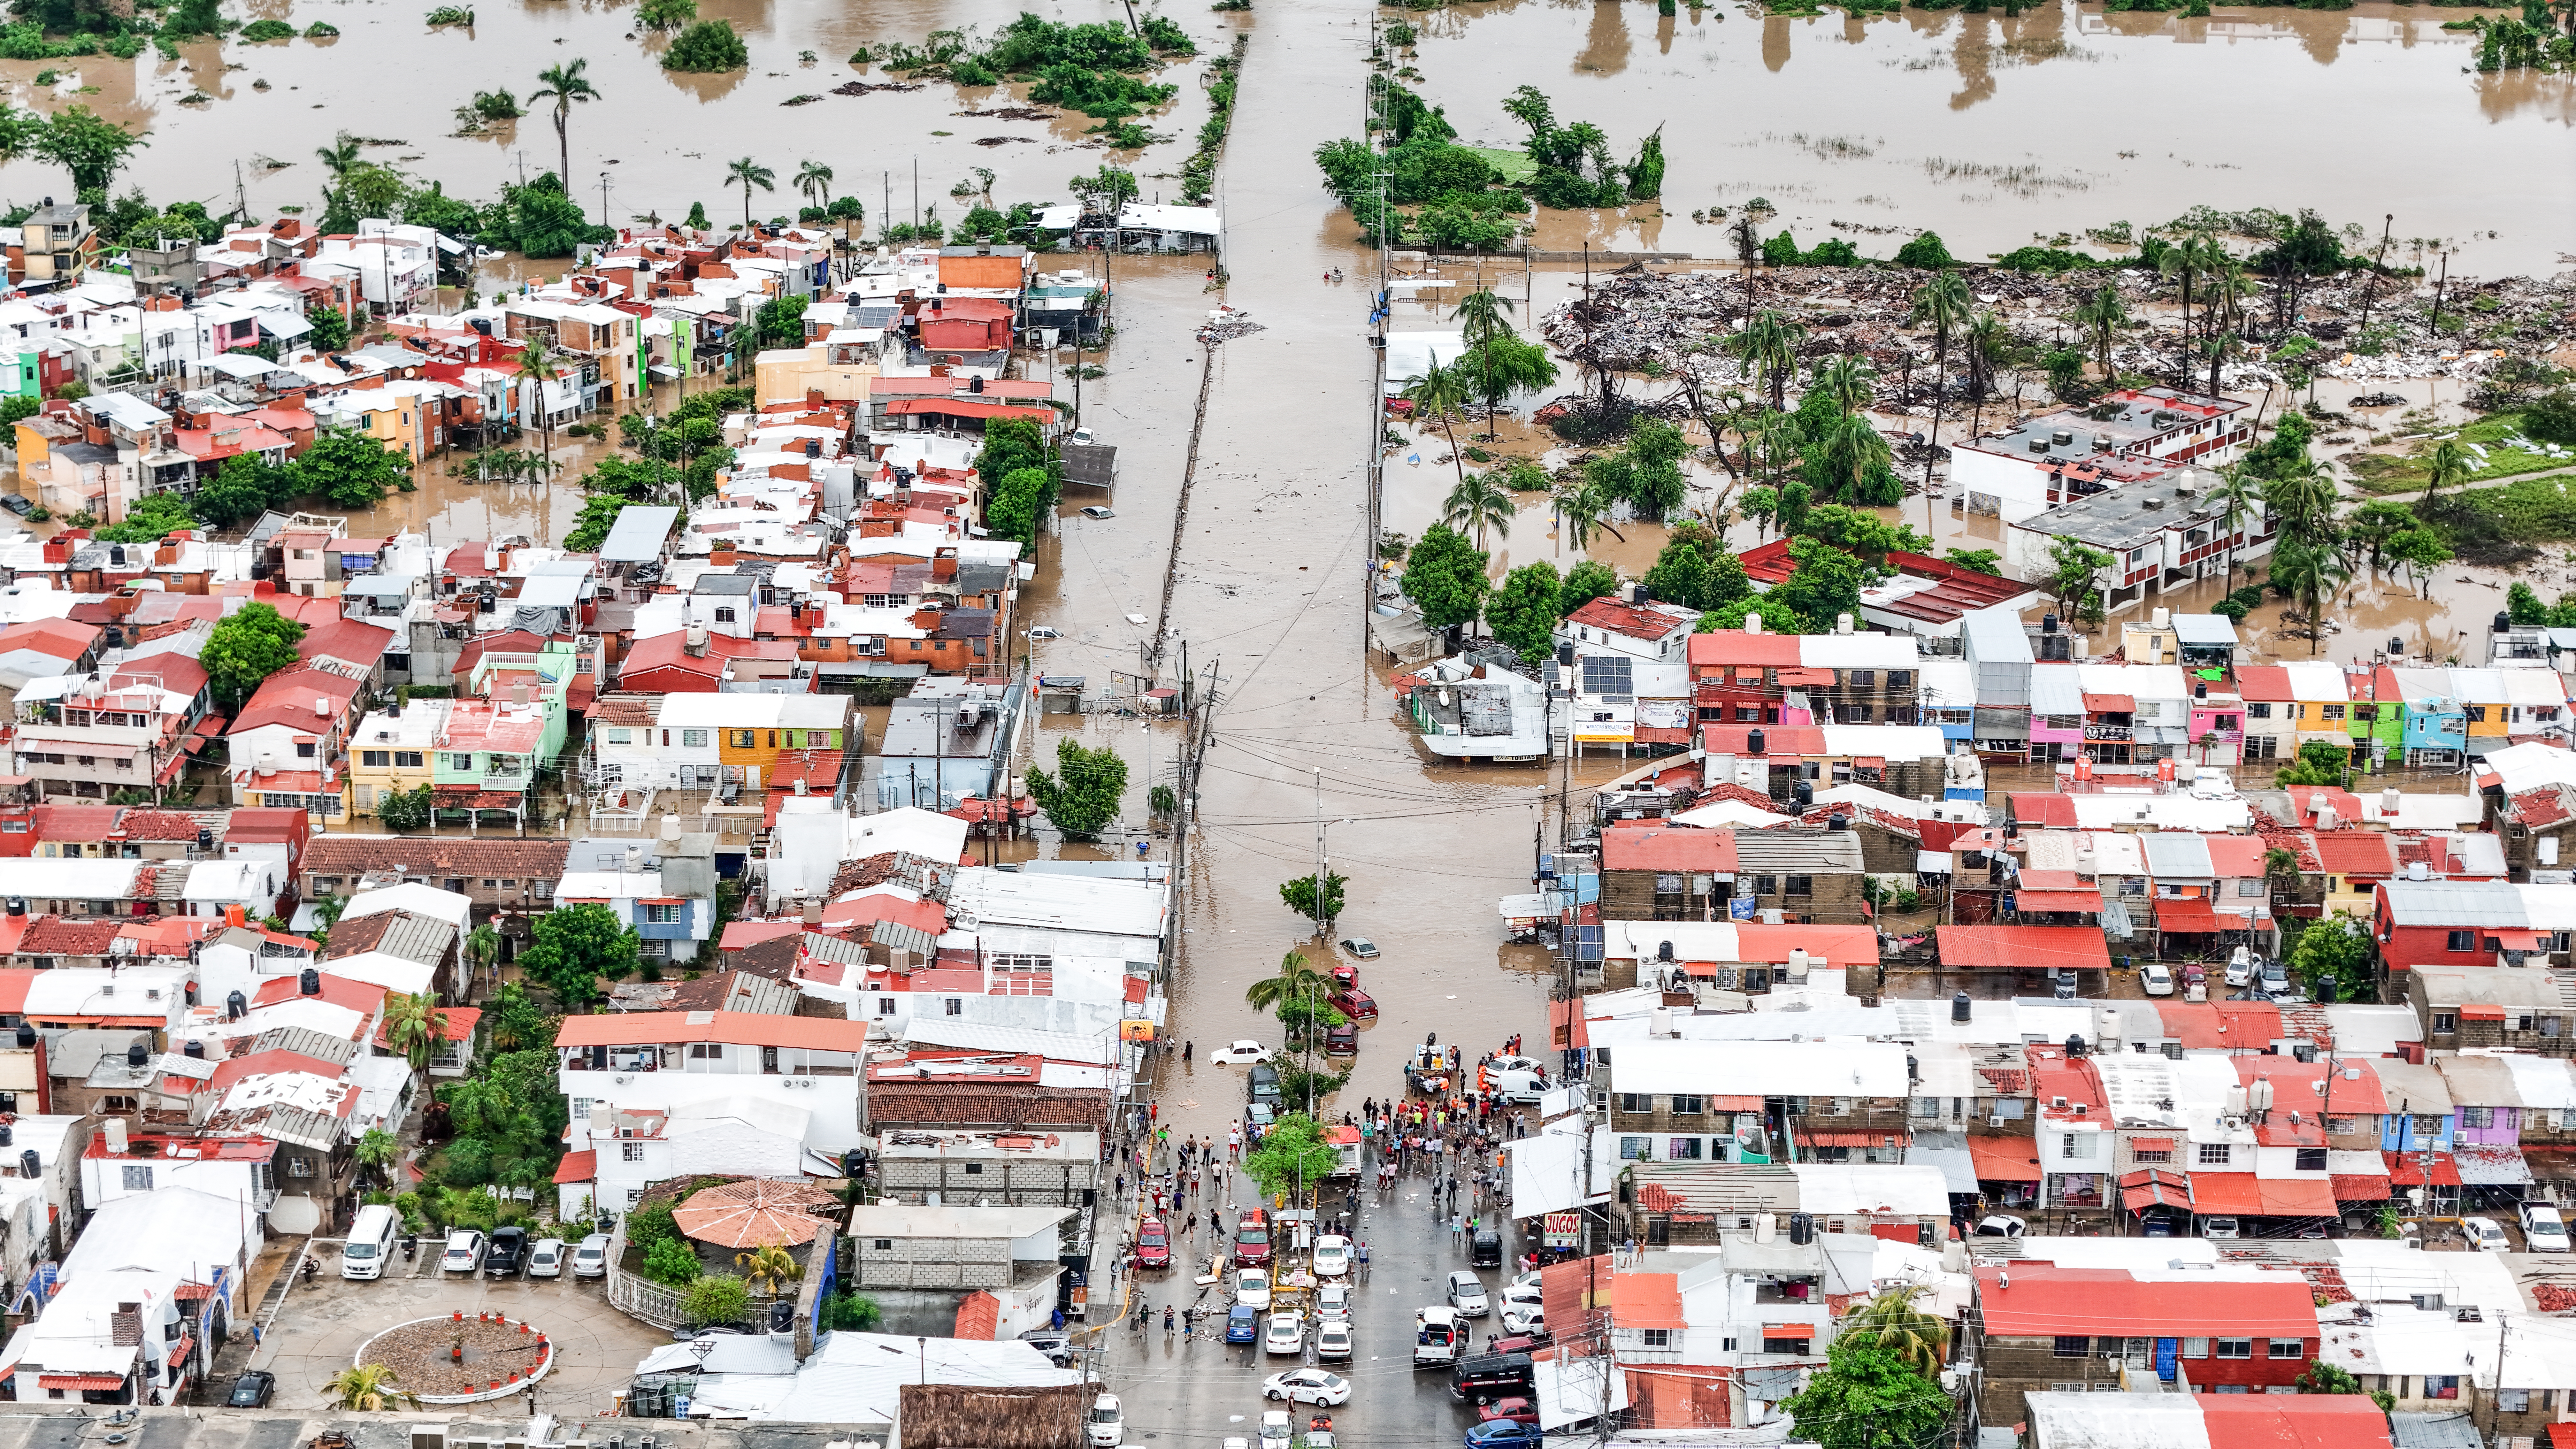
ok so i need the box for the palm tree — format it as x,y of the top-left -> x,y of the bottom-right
1909,270 -> 1973,521
529,59 -> 599,195
381,992 -> 450,1072
465,922 -> 501,994
1724,310 -> 1805,411
1244,949 -> 1329,1016
353,1127 -> 399,1187
315,131 -> 362,185
793,159 -> 834,216
2199,330 -> 2240,402
736,1241 -> 803,1296
326,1364 -> 422,1412
1553,479 -> 1625,554
1841,1284 -> 1949,1379
2422,437 -> 2474,512
1962,309 -> 2012,437
2264,460 -> 2339,551
1450,287 -> 1517,347
2210,463 -> 2264,592
2270,533 -> 2354,657
1398,360 -> 1474,489
727,155 -> 776,230
2159,231 -> 2220,384
514,339 -> 561,469
1811,354 -> 1876,417
2073,283 -> 2128,383
310,893 -> 349,939
1442,471 -> 1516,554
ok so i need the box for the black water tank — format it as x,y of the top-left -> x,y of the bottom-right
183,1040 -> 204,1060
126,1040 -> 147,1068
1747,728 -> 1767,756
1826,815 -> 1848,832
1793,780 -> 1813,808
2388,637 -> 2403,656
1557,643 -> 1575,667
968,374 -> 985,395
3,898 -> 21,919
2042,613 -> 2059,634
226,990 -> 246,1021
1951,991 -> 1973,1023
299,968 -> 320,996
0,1127 -> 10,1147
11,1025 -> 29,1048
1788,1212 -> 1814,1245
769,1297 -> 794,1333
2066,1033 -> 2087,1058
2193,682 -> 2207,700
1657,940 -> 1675,962
20,1150 -> 37,1181
2495,612 -> 2512,633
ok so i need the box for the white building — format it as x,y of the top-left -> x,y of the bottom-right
0,1185 -> 253,1405
1951,386 -> 2252,525
1554,594 -> 1701,753
2005,468 -> 2273,617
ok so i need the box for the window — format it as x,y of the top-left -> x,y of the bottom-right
395,751 -> 423,768
729,730 -> 756,749
1888,671 -> 1911,688
1670,1095 -> 1704,1116
1761,1334 -> 1809,1355
1620,1137 -> 1652,1160
2414,1113 -> 2447,1135
361,750 -> 390,767
876,998 -> 897,1017
689,1044 -> 723,1060
2497,1390 -> 2531,1414
2214,1339 -> 2252,1359
944,998 -> 963,1016
622,1142 -> 646,1162
2238,879 -> 2264,897
2248,702 -> 2272,720
2468,706 -> 2488,724
2448,930 -> 2477,952
2459,1106 -> 2493,1128
2321,704 -> 2345,720
2427,1375 -> 2460,1400
295,741 -> 316,759
2433,1012 -> 2458,1033
448,753 -> 475,772
682,729 -> 709,747
2060,1135 -> 2094,1160
2266,1339 -> 2304,1360
122,1164 -> 152,1191
713,606 -> 737,623
2052,1336 -> 2089,1358
1667,1137 -> 1702,1160
101,1095 -> 138,1113
1850,670 -> 1876,688
2181,1337 -> 2209,1359
873,1238 -> 894,1252
2197,1142 -> 2232,1165
2295,1148 -> 2328,1171
1617,1093 -> 1648,1114
645,903 -> 683,924
606,728 -> 632,745
1642,1328 -> 1670,1348
2132,1145 -> 2171,1162
287,1155 -> 315,1178
1754,875 -> 1778,896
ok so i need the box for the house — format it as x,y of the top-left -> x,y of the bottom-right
2407,967 -> 2571,1058
1554,595 -> 1701,753
1952,386 -> 2253,523
224,665 -> 366,820
2005,467 -> 2269,617
843,1204 -> 1070,1340
1736,539 -> 2044,640
0,619 -> 102,716
1602,1037 -> 1912,1169
1697,723 -> 1963,803
2023,1390 -> 2394,1449
1686,625 -> 1925,729
873,1128 -> 1104,1209
2372,879 -> 2567,977
553,858 -> 717,969
1964,1261 -> 2319,1420
5,652 -> 211,804
588,691 -> 857,794
0,1184 -> 253,1406
15,203 -> 98,289
295,835 -> 567,921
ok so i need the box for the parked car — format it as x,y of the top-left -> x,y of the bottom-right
2522,1203 -> 2570,1252
1264,1368 -> 1350,1405
1313,1235 -> 1351,1278
440,1229 -> 487,1273
1323,1022 -> 1358,1056
2463,1216 -> 2511,1251
0,495 -> 31,518
2140,962 -> 2174,997
1235,1266 -> 1272,1309
1088,1393 -> 1124,1448
1316,1318 -> 1353,1362
1328,987 -> 1377,1020
1246,1101 -> 1276,1135
1019,1329 -> 1077,1367
2225,946 -> 2255,988
1236,1211 -> 1274,1268
2052,970 -> 2077,1000
1263,1312 -> 1305,1355
1316,1282 -> 1353,1319
1247,1063 -> 1283,1105
2257,958 -> 2295,1000
1488,1331 -> 1552,1356
1447,1270 -> 1490,1317
1226,1304 -> 1261,1344
486,1226 -> 528,1278
1135,1217 -> 1173,1270
226,1370 -> 276,1408
1500,1282 -> 1543,1311
1027,626 -> 1061,640
1079,506 -> 1116,520
1211,1039 -> 1270,1065
1500,1303 -> 1545,1336
1338,937 -> 1380,959
527,1237 -> 566,1278
573,1232 -> 611,1278
1464,1422 -> 1541,1449
1973,1215 -> 2027,1239
2201,1216 -> 2241,1240
1478,1399 -> 1541,1426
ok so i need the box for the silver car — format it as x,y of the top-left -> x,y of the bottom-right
572,1232 -> 611,1279
526,1237 -> 566,1278
439,1229 -> 486,1274
1447,1270 -> 1490,1317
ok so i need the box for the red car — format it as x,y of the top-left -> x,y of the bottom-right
1478,1399 -> 1540,1426
1134,1217 -> 1172,1270
1328,987 -> 1377,1020
1330,963 -> 1360,990
1234,1210 -> 1273,1268
1489,1331 -> 1552,1355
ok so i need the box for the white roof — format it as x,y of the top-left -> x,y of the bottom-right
1384,332 -> 1467,395
2483,741 -> 2576,796
23,966 -> 186,1017
2280,660 -> 2350,702
943,867 -> 1167,943
1608,1038 -> 1910,1098
0,858 -> 147,899
338,881 -> 471,930
1117,203 -> 1220,234
2497,1052 -> 2576,1109
2022,1394 -> 2211,1449
2503,669 -> 2568,707
2065,795 -> 2252,832
1670,799 -> 1793,828
1786,1162 -> 1952,1216
556,870 -> 664,900
181,859 -> 271,901
846,806 -> 971,863
313,949 -> 436,996
1533,1352 -> 1629,1432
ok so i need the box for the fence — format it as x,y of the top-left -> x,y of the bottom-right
603,1215 -> 686,1330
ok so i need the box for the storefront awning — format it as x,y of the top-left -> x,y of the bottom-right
1968,1136 -> 2043,1182
2385,1151 -> 2462,1187
39,1374 -> 126,1391
2188,1173 -> 2338,1216
2129,1138 -> 2175,1153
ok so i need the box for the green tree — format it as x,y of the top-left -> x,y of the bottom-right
1026,737 -> 1128,838
1944,548 -> 2000,574
202,602 -> 307,707
2296,1361 -> 2395,1414
563,494 -> 631,552
1244,1112 -> 1339,1200
2275,738 -> 2353,790
380,992 -> 450,1072
643,1235 -> 702,1286
663,18 -> 748,70
2269,532 -> 2353,656
1400,360 -> 1475,492
1487,560 -> 1562,663
2286,912 -> 2371,1002
1450,286 -> 1517,347
2238,410 -> 2314,483
1455,334 -> 1559,420
529,60 -> 600,203
1776,1333 -> 1953,1449
306,303 -> 350,354
793,158 -> 834,215
516,901 -> 642,1008
680,1272 -> 751,1327
1559,559 -> 1619,614
1839,1285 -> 1950,1377
1724,310 -> 1805,411
376,783 -> 433,831
1399,524 -> 1489,633
1277,873 -> 1348,928
1892,231 -> 1955,270
95,490 -> 196,543
637,0 -> 696,29
1441,470 -> 1515,553
1909,269 -> 1973,506
2388,527 -> 2450,600
36,107 -> 145,195
2510,581 -> 2549,626
1552,478 -> 1624,555
725,155 -> 776,229
297,431 -> 409,509
1771,535 -> 1871,632
354,1127 -> 400,1185
2072,283 -> 2128,382
2045,537 -> 2112,623
735,1242 -> 802,1297
2421,437 -> 2474,511
984,466 -> 1049,548
324,1364 -> 423,1413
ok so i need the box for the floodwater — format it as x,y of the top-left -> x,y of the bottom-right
1399,0 -> 2574,278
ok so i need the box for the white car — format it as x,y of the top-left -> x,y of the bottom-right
1499,1282 -> 1544,1310
2223,946 -> 2253,988
1510,1268 -> 1541,1294
439,1229 -> 486,1273
2140,962 -> 2174,997
1027,626 -> 1061,640
1263,1312 -> 1304,1355
1259,1412 -> 1292,1449
1262,1368 -> 1351,1406
1316,1318 -> 1353,1362
2463,1216 -> 2511,1252
2522,1203 -> 2570,1252
1501,1303 -> 1546,1336
1088,1394 -> 1124,1448
1235,1266 -> 1271,1309
1210,1040 -> 1270,1065
573,1232 -> 611,1278
1447,1270 -> 1490,1317
1312,1235 -> 1351,1278
1316,1282 -> 1353,1320
526,1237 -> 566,1278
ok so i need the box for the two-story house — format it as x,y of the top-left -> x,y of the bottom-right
552,861 -> 717,968
1555,594 -> 1702,754
1965,1261 -> 2319,1421
1,1184 -> 253,1406
225,665 -> 365,820
5,651 -> 211,804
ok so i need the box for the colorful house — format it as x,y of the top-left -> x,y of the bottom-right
2453,667 -> 2512,756
2388,666 -> 2467,766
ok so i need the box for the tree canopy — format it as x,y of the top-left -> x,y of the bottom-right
1244,1112 -> 1341,1199
1400,525 -> 1490,633
516,901 -> 641,1008
1487,561 -> 1563,663
201,602 -> 307,706
1027,737 -> 1128,838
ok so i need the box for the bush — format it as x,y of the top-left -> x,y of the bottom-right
2526,390 -> 2576,447
1893,231 -> 1955,269
681,1272 -> 751,1327
821,1290 -> 883,1330
239,19 -> 295,40
642,1234 -> 702,1286
663,19 -> 748,71
304,20 -> 338,35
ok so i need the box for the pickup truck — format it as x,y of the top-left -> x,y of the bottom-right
1414,1306 -> 1462,1366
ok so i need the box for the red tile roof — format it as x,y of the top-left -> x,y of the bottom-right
2010,793 -> 2079,829
2310,832 -> 2398,876
1564,596 -> 1691,642
1974,1265 -> 2319,1337
2198,1392 -> 2392,1449
250,972 -> 385,1012
16,918 -> 125,956
553,1148 -> 597,1184
1934,926 -> 2111,971
1600,822 -> 1739,873
229,666 -> 364,734
0,618 -> 98,660
206,1048 -> 347,1092
2235,666 -> 2294,701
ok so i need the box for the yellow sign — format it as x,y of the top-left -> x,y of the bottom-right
1120,1019 -> 1157,1041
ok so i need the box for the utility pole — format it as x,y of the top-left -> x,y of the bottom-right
2355,213 -> 2395,335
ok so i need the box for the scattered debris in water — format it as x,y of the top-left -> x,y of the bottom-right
829,80 -> 923,96
973,135 -> 1037,147
955,105 -> 1055,120
781,94 -> 822,106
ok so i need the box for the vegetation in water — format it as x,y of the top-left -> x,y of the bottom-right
662,19 -> 747,71
238,19 -> 294,40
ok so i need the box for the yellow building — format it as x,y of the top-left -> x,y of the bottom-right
343,699 -> 444,816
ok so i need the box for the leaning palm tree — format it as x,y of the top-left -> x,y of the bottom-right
2263,459 -> 2339,550
1553,479 -> 1626,555
793,159 -> 834,217
514,339 -> 562,468
727,155 -> 776,230
2421,437 -> 2474,512
1441,471 -> 1515,553
1398,360 -> 1475,489
1244,950 -> 1329,1015
529,59 -> 599,195
1450,287 -> 1517,348
736,1241 -> 803,1297
1841,1284 -> 1949,1379
1810,353 -> 1876,417
326,1364 -> 422,1412
381,992 -> 450,1072
1909,269 -> 1974,519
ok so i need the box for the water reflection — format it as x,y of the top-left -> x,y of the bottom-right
1576,0 -> 1631,74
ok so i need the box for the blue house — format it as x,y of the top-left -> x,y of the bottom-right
2390,666 -> 2468,767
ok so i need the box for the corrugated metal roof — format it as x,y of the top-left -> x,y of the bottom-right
2379,879 -> 2527,928
2140,832 -> 2213,878
2030,665 -> 2083,716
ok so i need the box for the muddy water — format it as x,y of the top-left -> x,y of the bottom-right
1398,1 -> 2573,277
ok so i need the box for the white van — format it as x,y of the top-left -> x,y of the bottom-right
343,1204 -> 400,1280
